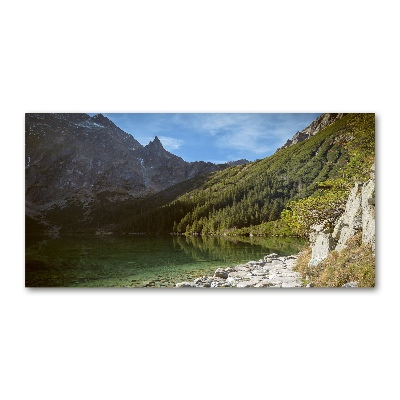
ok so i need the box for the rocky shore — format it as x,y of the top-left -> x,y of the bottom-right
175,253 -> 303,288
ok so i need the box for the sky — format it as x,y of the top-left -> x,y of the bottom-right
87,113 -> 322,163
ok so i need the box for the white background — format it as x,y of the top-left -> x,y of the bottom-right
1,1 -> 398,399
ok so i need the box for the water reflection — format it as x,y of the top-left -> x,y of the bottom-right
26,234 -> 308,287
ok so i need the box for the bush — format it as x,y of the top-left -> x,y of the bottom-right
294,233 -> 375,287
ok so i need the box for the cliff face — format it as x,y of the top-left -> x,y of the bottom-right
277,113 -> 347,152
308,164 -> 375,268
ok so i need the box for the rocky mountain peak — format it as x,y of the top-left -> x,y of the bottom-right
151,136 -> 163,147
90,113 -> 113,127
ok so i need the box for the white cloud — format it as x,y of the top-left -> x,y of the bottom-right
216,127 -> 272,156
158,136 -> 184,151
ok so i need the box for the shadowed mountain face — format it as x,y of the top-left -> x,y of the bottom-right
25,113 -> 238,207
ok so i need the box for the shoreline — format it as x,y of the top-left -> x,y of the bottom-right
175,252 -> 304,288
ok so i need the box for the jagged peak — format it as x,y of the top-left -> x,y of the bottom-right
91,113 -> 113,126
153,136 -> 162,144
147,136 -> 164,148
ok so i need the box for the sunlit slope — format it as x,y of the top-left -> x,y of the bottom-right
125,114 -> 361,234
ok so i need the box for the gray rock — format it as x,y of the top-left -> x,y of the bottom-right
254,280 -> 275,287
310,223 -> 335,261
251,270 -> 268,276
176,282 -> 196,287
236,277 -> 264,287
228,271 -> 249,279
226,277 -> 240,286
264,253 -> 279,262
281,280 -> 303,287
214,268 -> 229,279
236,266 -> 251,272
342,282 -> 358,288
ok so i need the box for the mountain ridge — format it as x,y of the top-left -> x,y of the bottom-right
25,113 -> 250,231
276,113 -> 347,152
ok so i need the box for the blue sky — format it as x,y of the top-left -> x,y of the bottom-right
87,113 -> 322,163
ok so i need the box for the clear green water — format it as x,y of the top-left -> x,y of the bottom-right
25,235 -> 307,287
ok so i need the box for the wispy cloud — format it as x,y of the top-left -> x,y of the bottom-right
158,136 -> 184,151
216,127 -> 272,156
94,112 -> 322,162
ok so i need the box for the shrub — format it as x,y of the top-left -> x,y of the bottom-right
294,232 -> 375,287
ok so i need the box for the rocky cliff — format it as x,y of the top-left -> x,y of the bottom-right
308,164 -> 375,268
277,113 -> 347,152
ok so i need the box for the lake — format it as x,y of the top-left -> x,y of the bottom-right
25,234 -> 308,287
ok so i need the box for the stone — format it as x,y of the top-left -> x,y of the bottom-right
236,277 -> 264,287
342,282 -> 358,288
236,281 -> 255,288
226,277 -> 240,285
228,271 -> 250,279
309,223 -> 335,262
176,282 -> 196,287
254,280 -> 274,288
251,270 -> 268,276
214,268 -> 229,279
236,266 -> 250,272
264,253 -> 279,262
269,259 -> 285,267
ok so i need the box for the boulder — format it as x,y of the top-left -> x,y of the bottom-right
264,253 -> 279,262
214,268 -> 229,279
237,277 -> 264,287
309,223 -> 335,265
176,282 -> 196,288
228,270 -> 250,278
254,280 -> 275,287
342,282 -> 358,288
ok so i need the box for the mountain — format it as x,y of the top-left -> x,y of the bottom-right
276,113 -> 347,152
120,113 -> 371,235
25,113 -> 239,202
25,113 -> 243,233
